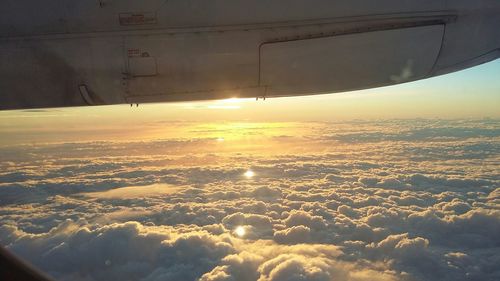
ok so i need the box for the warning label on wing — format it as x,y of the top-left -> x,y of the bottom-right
127,48 -> 152,58
119,13 -> 157,26
127,48 -> 141,57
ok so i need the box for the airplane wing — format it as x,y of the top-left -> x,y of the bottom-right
0,0 -> 499,110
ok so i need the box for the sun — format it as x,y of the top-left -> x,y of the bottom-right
244,170 -> 255,178
234,226 -> 246,237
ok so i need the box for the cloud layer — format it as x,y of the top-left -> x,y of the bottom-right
0,119 -> 499,281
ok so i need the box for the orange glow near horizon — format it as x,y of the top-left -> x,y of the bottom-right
0,60 -> 499,147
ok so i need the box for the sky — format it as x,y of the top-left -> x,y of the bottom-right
0,60 -> 499,281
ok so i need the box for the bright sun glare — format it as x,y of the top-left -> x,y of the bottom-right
244,170 -> 255,178
234,226 -> 246,237
206,97 -> 244,110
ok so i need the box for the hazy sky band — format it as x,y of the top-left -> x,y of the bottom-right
0,60 -> 499,146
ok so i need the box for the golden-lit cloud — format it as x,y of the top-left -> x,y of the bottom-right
1,119 -> 499,281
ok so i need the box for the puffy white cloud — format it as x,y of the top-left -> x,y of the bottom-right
367,233 -> 430,259
2,220 -> 235,281
273,226 -> 311,244
221,212 -> 274,239
1,119 -> 499,281
199,251 -> 263,281
251,186 -> 282,200
283,210 -> 327,230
